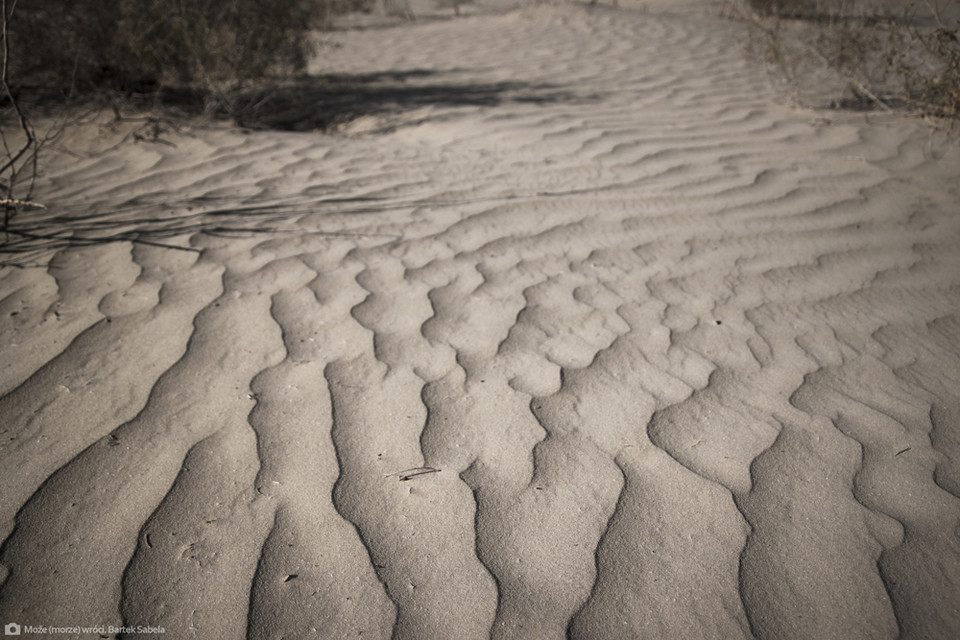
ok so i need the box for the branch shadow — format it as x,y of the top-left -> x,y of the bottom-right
0,195 -> 413,267
172,68 -> 601,131
1,187 -> 552,267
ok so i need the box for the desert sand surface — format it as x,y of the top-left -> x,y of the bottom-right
2,0 -> 960,638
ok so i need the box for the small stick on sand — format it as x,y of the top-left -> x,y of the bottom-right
1,198 -> 46,210
385,467 -> 440,481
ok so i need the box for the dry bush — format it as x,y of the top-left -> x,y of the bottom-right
733,0 -> 960,127
6,0 -> 324,108
884,5 -> 960,121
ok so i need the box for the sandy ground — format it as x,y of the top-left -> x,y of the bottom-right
2,0 -> 960,638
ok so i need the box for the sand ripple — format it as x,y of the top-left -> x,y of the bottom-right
2,2 -> 960,638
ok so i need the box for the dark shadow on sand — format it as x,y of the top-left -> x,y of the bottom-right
177,68 -> 600,131
0,196 -> 411,267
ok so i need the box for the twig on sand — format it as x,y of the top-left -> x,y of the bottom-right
0,198 -> 45,210
2,199 -> 45,237
384,466 -> 440,481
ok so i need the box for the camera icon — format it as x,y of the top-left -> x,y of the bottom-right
3,623 -> 20,636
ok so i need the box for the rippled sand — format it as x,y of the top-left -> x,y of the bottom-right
2,1 -> 959,638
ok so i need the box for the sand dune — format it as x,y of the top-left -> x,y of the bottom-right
2,1 -> 960,638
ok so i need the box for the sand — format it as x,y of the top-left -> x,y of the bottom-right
1,0 -> 959,638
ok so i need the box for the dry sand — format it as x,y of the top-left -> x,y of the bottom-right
2,0 -> 960,638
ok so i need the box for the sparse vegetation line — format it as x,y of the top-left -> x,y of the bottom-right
732,0 -> 960,128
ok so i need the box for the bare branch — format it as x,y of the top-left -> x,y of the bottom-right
1,0 -> 43,228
